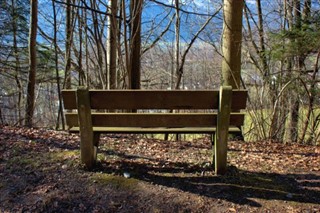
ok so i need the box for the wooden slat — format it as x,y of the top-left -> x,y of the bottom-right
65,113 -> 245,128
231,90 -> 247,110
62,90 -> 77,110
62,89 -> 247,110
68,126 -> 242,134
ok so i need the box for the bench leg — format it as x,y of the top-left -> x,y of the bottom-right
93,133 -> 101,162
215,131 -> 228,175
211,133 -> 215,166
80,132 -> 100,167
80,131 -> 95,169
215,86 -> 232,175
77,87 -> 95,169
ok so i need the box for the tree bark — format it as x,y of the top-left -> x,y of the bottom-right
221,0 -> 244,89
25,0 -> 38,127
77,2 -> 85,86
174,0 -> 180,89
11,0 -> 23,126
64,0 -> 72,89
129,0 -> 142,89
289,0 -> 303,143
90,0 -> 105,89
52,0 -> 65,130
108,0 -> 118,89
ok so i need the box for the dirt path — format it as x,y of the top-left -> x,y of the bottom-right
0,126 -> 319,212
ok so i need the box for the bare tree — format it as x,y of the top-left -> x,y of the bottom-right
52,0 -> 65,130
11,0 -> 23,125
64,0 -> 72,89
108,0 -> 118,89
25,0 -> 38,127
174,0 -> 180,89
128,0 -> 143,89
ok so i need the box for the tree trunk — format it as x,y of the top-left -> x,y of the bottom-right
25,0 -> 38,127
173,0 -> 181,141
129,0 -> 142,89
174,0 -> 180,89
64,0 -> 72,89
300,0 -> 314,144
12,0 -> 23,126
84,5 -> 90,87
108,0 -> 118,89
52,0 -> 65,130
90,0 -> 105,89
77,2 -> 85,86
221,0 -> 244,89
289,0 -> 303,143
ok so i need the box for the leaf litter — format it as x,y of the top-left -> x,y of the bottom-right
0,125 -> 319,212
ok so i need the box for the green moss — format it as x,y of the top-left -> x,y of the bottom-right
48,150 -> 79,162
6,155 -> 41,168
91,173 -> 139,190
47,150 -> 80,168
240,173 -> 290,192
96,153 -> 105,161
50,150 -> 79,160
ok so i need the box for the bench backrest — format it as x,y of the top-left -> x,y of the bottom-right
62,88 -> 247,129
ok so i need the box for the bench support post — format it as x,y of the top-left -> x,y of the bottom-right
93,133 -> 101,162
215,86 -> 232,175
77,87 -> 95,169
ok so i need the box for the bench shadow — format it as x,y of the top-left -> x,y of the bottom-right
229,147 -> 320,158
2,128 -> 319,208
95,151 -> 320,207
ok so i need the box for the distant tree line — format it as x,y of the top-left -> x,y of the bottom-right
0,0 -> 319,144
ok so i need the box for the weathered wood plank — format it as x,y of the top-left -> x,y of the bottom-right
62,90 -> 247,110
65,113 -> 245,128
215,86 -> 232,175
68,126 -> 242,134
76,87 -> 95,169
62,90 -> 77,110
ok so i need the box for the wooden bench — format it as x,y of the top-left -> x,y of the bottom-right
62,86 -> 247,174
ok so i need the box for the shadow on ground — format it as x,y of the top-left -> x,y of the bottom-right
95,151 -> 320,207
1,127 -> 319,211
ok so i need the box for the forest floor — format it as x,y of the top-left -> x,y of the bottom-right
0,125 -> 319,213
